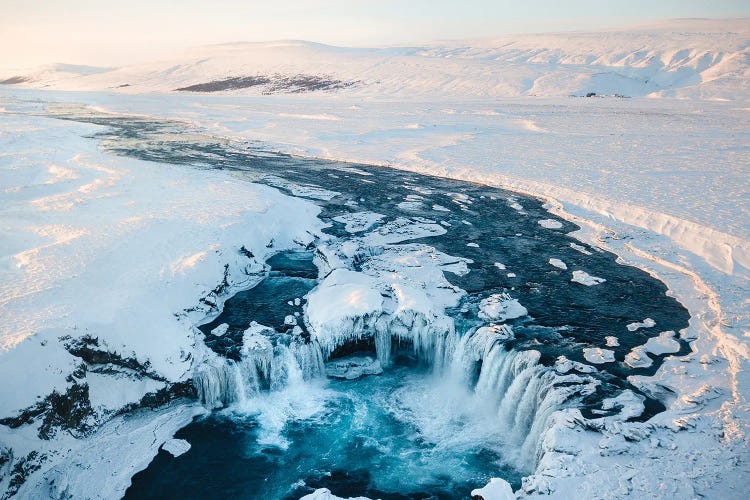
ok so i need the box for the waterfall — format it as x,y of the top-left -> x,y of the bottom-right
193,340 -> 325,408
443,328 -> 595,471
194,311 -> 595,473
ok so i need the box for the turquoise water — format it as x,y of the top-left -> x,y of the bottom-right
127,366 -> 522,499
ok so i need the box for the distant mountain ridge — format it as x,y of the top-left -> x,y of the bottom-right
2,18 -> 749,100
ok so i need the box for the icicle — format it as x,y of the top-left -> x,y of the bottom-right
375,329 -> 392,367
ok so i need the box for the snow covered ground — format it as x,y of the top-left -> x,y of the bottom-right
0,106 -> 325,497
1,16 -> 749,500
3,19 -> 749,100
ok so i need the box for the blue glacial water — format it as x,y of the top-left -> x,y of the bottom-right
126,367 -> 522,499
44,106 -> 691,499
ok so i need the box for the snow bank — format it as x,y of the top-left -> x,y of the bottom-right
471,477 -> 515,500
0,111 -> 325,496
300,489 -> 370,500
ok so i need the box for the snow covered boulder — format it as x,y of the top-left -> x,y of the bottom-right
301,488 -> 371,500
325,356 -> 383,380
471,477 -> 515,500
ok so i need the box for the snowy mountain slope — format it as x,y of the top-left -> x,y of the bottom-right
0,63 -> 111,87
2,18 -> 749,99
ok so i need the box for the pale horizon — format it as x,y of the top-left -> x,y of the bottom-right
2,0 -> 750,69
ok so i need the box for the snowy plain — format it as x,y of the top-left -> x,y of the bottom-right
1,17 -> 750,500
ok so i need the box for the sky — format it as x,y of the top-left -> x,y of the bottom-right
1,0 -> 749,68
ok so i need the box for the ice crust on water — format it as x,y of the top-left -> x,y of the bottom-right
332,211 -> 385,233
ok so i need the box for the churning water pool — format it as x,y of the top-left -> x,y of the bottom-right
126,365 -> 523,500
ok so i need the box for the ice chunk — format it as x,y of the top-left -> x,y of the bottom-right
538,219 -> 563,229
571,270 -> 606,286
644,330 -> 680,355
397,200 -> 424,211
624,345 -> 653,368
548,258 -> 567,270
332,211 -> 385,233
583,347 -> 615,364
605,336 -> 620,347
601,390 -> 645,420
626,318 -> 656,332
494,262 -> 506,270
475,324 -> 515,342
554,355 -> 597,374
209,323 -> 229,337
161,438 -> 191,457
467,242 -> 479,248
325,356 -> 383,380
300,489 -> 370,500
570,242 -> 592,255
478,293 -> 527,322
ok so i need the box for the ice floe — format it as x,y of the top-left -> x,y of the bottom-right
538,219 -> 563,230
571,270 -> 606,286
548,258 -> 567,270
582,348 -> 616,364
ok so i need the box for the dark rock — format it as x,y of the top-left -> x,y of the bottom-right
0,76 -> 29,85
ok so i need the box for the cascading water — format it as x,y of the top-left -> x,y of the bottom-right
193,329 -> 325,409
192,308 -> 590,475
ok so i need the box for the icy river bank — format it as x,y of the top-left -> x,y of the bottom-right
1,92 -> 745,499
53,104 -> 691,498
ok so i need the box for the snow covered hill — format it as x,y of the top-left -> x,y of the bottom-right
2,18 -> 749,100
